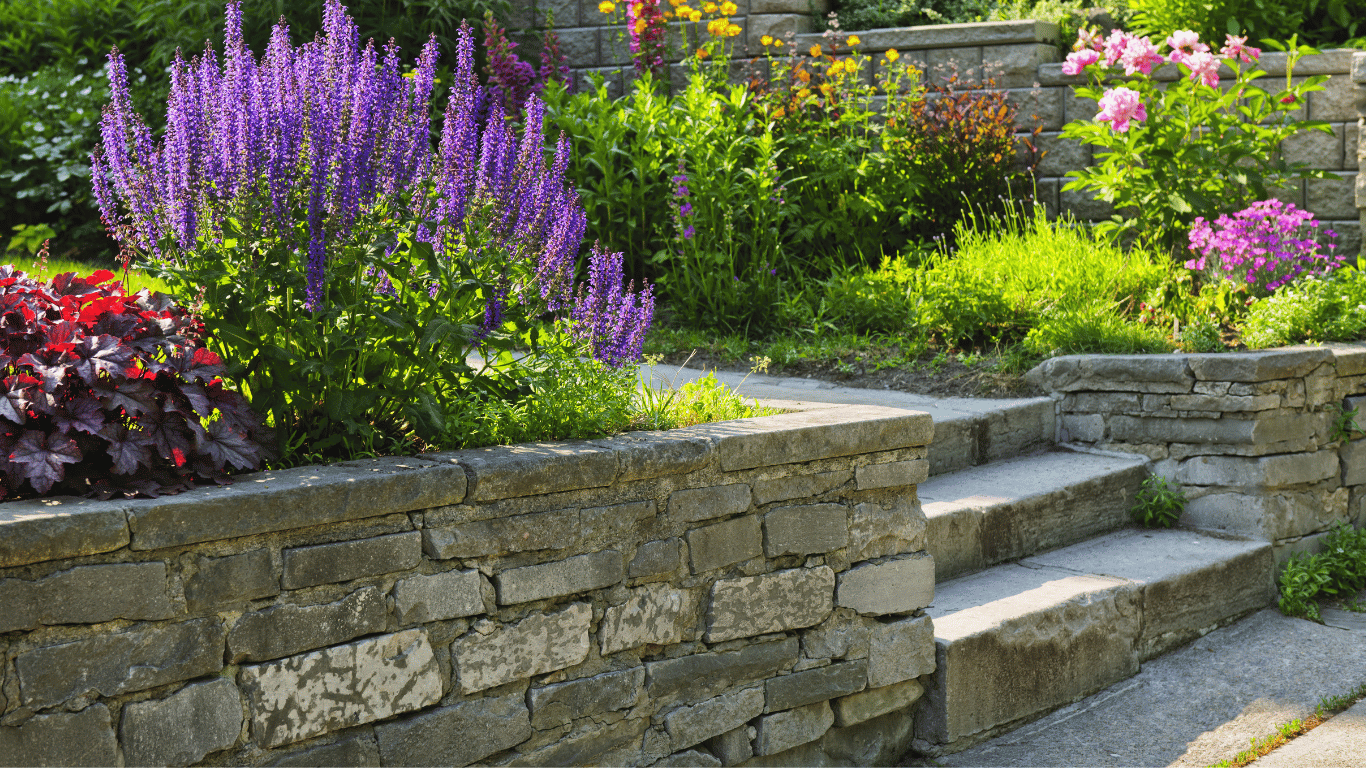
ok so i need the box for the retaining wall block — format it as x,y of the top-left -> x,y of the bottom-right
494,549 -> 624,605
0,497 -> 129,569
836,554 -> 935,616
706,566 -> 835,642
186,548 -> 278,612
629,537 -> 684,579
282,531 -> 422,589
422,507 -> 577,559
753,700 -> 836,756
0,561 -> 175,633
646,637 -> 799,704
600,582 -> 700,655
763,503 -> 849,557
451,602 -> 592,693
867,614 -> 937,687
670,484 -> 752,523
228,586 -> 387,664
373,687 -> 531,767
119,678 -> 242,767
0,704 -> 118,766
448,441 -> 618,502
848,496 -> 927,562
688,515 -> 763,573
765,659 -> 868,712
528,667 -> 644,729
833,678 -> 926,727
752,471 -> 850,506
392,568 -> 486,625
704,406 -> 932,472
665,686 -> 765,752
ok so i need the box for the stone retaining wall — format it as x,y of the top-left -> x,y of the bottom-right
0,405 -> 937,767
1027,345 -> 1366,564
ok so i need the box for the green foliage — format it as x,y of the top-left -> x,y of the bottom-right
1130,475 -> 1187,528
1331,402 -> 1361,443
831,0 -> 1132,48
1023,303 -> 1174,355
1279,521 -> 1366,622
1240,268 -> 1366,349
1174,316 -> 1225,352
1128,0 -> 1366,51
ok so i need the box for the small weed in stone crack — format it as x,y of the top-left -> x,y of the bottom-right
1206,680 -> 1366,768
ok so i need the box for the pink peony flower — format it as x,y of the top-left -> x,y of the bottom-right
1096,87 -> 1147,132
1220,34 -> 1260,63
1119,35 -> 1165,75
1062,48 -> 1101,75
1165,30 -> 1209,65
1186,50 -> 1220,87
1102,29 -> 1130,66
1074,27 -> 1104,52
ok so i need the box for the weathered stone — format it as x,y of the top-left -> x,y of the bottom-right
763,504 -> 848,557
0,562 -> 174,633
1188,348 -> 1335,382
751,0 -> 829,14
700,406 -> 932,472
1344,440 -> 1366,485
268,736 -> 381,767
687,515 -> 762,573
867,615 -> 937,688
836,555 -> 934,617
646,638 -> 799,704
452,603 -> 592,693
374,688 -> 530,766
833,679 -> 925,727
753,701 -> 835,756
1027,355 -> 1193,393
392,569 -> 485,625
600,583 -> 700,655
1185,487 -> 1349,541
495,550 -> 623,605
529,668 -> 645,729
630,538 -> 683,578
666,687 -> 765,751
0,497 -> 129,569
796,19 -> 1053,53
855,460 -> 929,491
1063,392 -> 1144,413
119,678 -> 242,767
580,500 -> 658,541
17,618 -> 224,708
708,726 -> 754,766
228,587 -> 386,663
1109,414 -> 1314,446
848,498 -> 926,562
449,441 -> 617,502
510,716 -> 649,766
601,431 -> 713,483
803,611 -> 877,660
706,566 -> 835,642
127,458 -> 466,549
1176,451 -> 1340,489
281,531 -> 421,589
1166,393 -> 1282,412
765,660 -> 868,712
653,748 -> 724,767
752,471 -> 850,505
669,484 -> 752,523
186,549 -> 278,611
240,628 -> 442,748
1061,413 -> 1105,442
422,507 -> 576,559
0,704 -> 117,767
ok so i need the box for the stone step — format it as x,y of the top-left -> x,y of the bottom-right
919,449 -> 1151,582
911,528 -> 1275,755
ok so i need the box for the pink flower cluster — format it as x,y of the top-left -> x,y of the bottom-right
1062,29 -> 1262,132
1186,200 -> 1343,294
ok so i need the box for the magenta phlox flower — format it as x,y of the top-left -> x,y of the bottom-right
1165,30 -> 1209,66
1062,48 -> 1100,76
1185,50 -> 1220,87
1119,36 -> 1164,75
1187,200 -> 1343,294
1220,34 -> 1260,64
1096,87 -> 1146,133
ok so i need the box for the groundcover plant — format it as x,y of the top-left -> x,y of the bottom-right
89,0 -> 654,463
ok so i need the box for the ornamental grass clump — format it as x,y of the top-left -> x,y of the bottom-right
1186,199 -> 1342,296
91,0 -> 653,463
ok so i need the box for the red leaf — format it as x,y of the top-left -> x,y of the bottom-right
195,418 -> 262,471
9,430 -> 81,494
54,399 -> 105,435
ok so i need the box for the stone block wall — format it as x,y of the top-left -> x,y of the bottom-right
1027,345 -> 1366,564
0,405 -> 938,767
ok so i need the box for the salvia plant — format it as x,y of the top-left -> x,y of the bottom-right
1186,199 -> 1342,296
0,259 -> 267,499
91,0 -> 653,463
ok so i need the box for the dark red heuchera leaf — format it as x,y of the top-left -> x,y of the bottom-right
0,267 -> 267,499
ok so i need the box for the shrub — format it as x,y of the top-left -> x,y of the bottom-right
1240,268 -> 1366,348
0,261 -> 267,498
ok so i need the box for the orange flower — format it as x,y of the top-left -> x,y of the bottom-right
720,1 -> 738,13
697,47 -> 709,58
846,35 -> 861,46
725,23 -> 741,37
809,44 -> 822,58
689,10 -> 702,21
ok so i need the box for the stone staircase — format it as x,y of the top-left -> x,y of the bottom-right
907,403 -> 1277,757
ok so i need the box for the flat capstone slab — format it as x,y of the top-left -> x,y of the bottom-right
0,497 -> 129,569
691,406 -> 932,472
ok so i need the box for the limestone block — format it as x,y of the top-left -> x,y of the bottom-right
580,499 -> 658,542
653,748 -> 723,767
452,603 -> 592,693
751,0 -> 828,11
1031,131 -> 1089,177
392,569 -> 485,625
669,484 -> 752,523
1176,450 -> 1340,489
1188,348 -> 1334,382
529,667 -> 645,729
601,583 -> 700,655
281,531 -> 422,589
240,628 -> 442,748
373,689 -> 531,767
495,550 -> 624,605
646,637 -> 799,704
1028,355 -> 1193,393
1311,75 -> 1357,122
867,615 -> 937,687
186,549 -> 278,612
833,679 -> 925,727
752,471 -> 850,505
708,726 -> 754,766
926,46 -> 983,83
1344,440 -> 1366,485
268,736 -> 381,767
1006,86 -> 1064,132
846,494 -> 924,562
802,611 -> 878,660
630,538 -> 684,579
453,441 -> 617,501
745,14 -> 812,52
17,618 -> 224,708
1064,391 -> 1144,413
1059,185 -> 1113,221
1109,414 -> 1313,446
753,701 -> 835,756
0,562 -> 174,633
1282,122 -> 1345,169
704,406 -> 932,472
765,660 -> 867,712
855,460 -> 929,491
1307,172 -> 1358,219
1166,393 -> 1282,412
1061,413 -> 1104,442
422,507 -> 576,559
687,515 -> 762,573
706,566 -> 835,642
665,687 -> 765,752
0,497 -> 129,568
983,42 -> 1058,88
510,717 -> 649,766
228,587 -> 387,664
555,27 -> 598,67
763,503 -> 849,557
602,430 -> 713,483
0,704 -> 117,766
1186,487 -> 1349,540
119,678 -> 242,767
836,555 -> 935,616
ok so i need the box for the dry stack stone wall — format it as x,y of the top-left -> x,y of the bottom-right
1027,345 -> 1366,565
0,405 -> 938,767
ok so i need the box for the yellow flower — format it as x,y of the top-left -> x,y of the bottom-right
598,0 -> 615,12
677,4 -> 693,14
720,1 -> 738,14
772,39 -> 784,47
725,23 -> 741,37
846,35 -> 860,46
795,66 -> 811,82
885,48 -> 900,62
689,10 -> 702,21
773,107 -> 786,119
760,35 -> 773,46
634,18 -> 646,34
820,83 -> 833,96
706,18 -> 724,35
809,44 -> 822,57
669,0 -> 682,5
797,87 -> 811,97
703,1 -> 717,12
